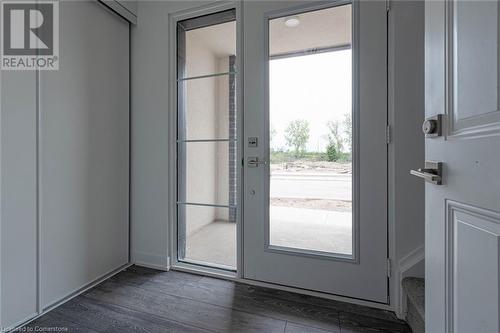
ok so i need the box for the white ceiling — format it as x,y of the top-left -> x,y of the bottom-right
270,5 -> 351,56
186,4 -> 351,58
186,21 -> 236,57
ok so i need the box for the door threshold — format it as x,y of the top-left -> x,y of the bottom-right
171,261 -> 237,280
170,264 -> 393,311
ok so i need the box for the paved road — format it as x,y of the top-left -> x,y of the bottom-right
270,172 -> 352,201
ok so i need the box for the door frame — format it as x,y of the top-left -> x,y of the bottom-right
167,0 -> 244,278
166,0 -> 395,310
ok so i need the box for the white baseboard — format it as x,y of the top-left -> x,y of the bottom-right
131,251 -> 170,271
9,262 -> 132,332
395,244 -> 425,319
4,312 -> 39,333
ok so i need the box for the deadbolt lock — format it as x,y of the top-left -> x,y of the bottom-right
422,114 -> 443,137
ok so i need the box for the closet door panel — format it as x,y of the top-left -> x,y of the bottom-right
40,1 -> 129,308
0,71 -> 38,328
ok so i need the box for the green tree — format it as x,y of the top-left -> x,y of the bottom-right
325,120 -> 343,162
270,126 -> 277,152
343,113 -> 352,154
284,119 -> 310,157
326,143 -> 339,162
327,121 -> 343,150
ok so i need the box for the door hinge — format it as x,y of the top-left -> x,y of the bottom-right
387,258 -> 392,278
386,125 -> 392,144
386,0 -> 391,12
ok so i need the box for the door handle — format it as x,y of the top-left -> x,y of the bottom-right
410,161 -> 443,185
247,157 -> 267,167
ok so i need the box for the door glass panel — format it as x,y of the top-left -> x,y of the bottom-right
268,5 -> 353,256
178,75 -> 232,141
179,205 -> 236,269
178,141 -> 230,206
182,17 -> 236,79
177,11 -> 237,270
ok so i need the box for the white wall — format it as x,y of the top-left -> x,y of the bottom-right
131,1 -> 190,268
130,1 -> 215,268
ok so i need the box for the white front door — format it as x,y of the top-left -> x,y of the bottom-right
242,0 -> 389,302
424,1 -> 500,332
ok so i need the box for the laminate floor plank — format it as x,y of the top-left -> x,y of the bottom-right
85,280 -> 286,333
53,295 -> 211,333
200,276 -> 398,323
138,273 -> 341,331
23,311 -> 101,333
285,322 -> 340,333
19,266 -> 410,333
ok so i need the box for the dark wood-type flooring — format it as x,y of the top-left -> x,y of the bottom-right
22,266 -> 411,333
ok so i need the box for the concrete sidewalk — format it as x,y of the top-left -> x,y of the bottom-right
185,206 -> 353,267
270,206 -> 352,255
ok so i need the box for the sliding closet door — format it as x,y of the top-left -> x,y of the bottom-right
40,1 -> 129,308
1,72 -> 38,328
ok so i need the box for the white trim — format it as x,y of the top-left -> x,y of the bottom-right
395,244 -> 425,319
235,0 -> 244,278
387,0 -> 397,312
41,263 -> 132,312
99,0 -> 137,24
133,262 -> 170,272
132,251 -> 170,271
36,59 -> 43,319
0,43 -> 2,329
2,313 -> 39,333
167,0 -> 242,276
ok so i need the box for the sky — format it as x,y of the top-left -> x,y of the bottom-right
269,50 -> 352,152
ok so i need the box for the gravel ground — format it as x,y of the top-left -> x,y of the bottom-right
271,161 -> 352,174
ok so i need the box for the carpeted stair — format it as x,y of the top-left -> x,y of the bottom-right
402,277 -> 425,333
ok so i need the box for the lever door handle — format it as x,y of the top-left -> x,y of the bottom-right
410,169 -> 441,183
247,157 -> 267,167
410,161 -> 443,185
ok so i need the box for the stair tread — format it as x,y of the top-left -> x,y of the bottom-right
402,277 -> 425,320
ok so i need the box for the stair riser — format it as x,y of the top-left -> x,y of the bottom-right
406,299 -> 425,333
